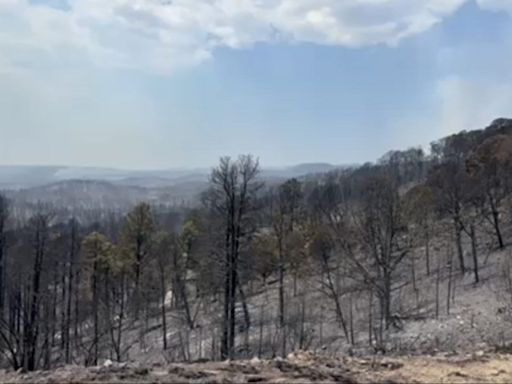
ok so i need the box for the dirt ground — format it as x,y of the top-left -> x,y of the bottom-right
2,351 -> 512,383
350,353 -> 512,383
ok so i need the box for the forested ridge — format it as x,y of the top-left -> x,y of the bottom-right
1,118 -> 512,371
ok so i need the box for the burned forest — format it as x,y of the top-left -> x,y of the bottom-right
1,118 -> 512,377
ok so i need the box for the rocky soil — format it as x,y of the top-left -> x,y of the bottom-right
3,351 -> 512,383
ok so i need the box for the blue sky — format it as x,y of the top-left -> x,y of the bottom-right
0,0 -> 511,169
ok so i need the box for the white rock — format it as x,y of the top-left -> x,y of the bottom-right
103,359 -> 113,368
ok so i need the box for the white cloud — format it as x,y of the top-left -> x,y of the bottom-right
0,0 -> 476,73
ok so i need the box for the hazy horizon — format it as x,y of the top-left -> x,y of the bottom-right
0,161 -> 345,172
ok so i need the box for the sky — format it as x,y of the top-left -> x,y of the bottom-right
0,0 -> 511,169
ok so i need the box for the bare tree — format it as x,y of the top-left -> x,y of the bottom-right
206,155 -> 261,360
308,223 -> 350,341
269,178 -> 302,356
467,134 -> 512,249
404,185 -> 436,276
24,207 -> 53,371
353,175 -> 409,333
428,162 -> 467,274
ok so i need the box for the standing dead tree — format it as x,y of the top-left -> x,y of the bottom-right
267,178 -> 303,357
153,231 -> 172,351
404,185 -> 436,277
24,209 -> 53,371
352,175 -> 410,336
206,155 -> 261,360
427,162 -> 467,274
1,207 -> 57,372
467,134 -> 512,250
308,222 -> 350,341
307,181 -> 350,342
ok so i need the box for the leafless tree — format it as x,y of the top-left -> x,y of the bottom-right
206,155 -> 261,359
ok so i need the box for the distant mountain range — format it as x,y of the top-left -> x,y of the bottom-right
0,163 -> 346,215
0,163 -> 342,190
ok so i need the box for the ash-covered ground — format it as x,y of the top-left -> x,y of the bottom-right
3,351 -> 512,383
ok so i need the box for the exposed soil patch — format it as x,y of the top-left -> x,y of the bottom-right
3,352 -> 512,383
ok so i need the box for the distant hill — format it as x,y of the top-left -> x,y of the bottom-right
0,163 -> 345,190
0,165 -> 63,189
0,163 -> 346,217
260,163 -> 341,180
0,165 -> 210,190
288,163 -> 339,175
5,178 -> 207,206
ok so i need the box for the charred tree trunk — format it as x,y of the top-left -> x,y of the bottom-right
446,251 -> 453,315
470,225 -> 479,284
73,266 -> 81,352
382,269 -> 392,330
160,266 -> 168,351
111,271 -> 125,363
172,249 -> 193,330
324,264 -> 349,340
454,219 -> 465,274
238,284 -> 250,334
134,238 -> 142,321
91,260 -> 99,366
43,296 -> 51,370
435,256 -> 440,319
489,195 -> 504,249
228,258 -> 237,359
277,236 -> 286,357
368,288 -> 373,346
65,258 -> 73,363
349,294 -> 355,345
25,214 -> 48,372
65,220 -> 78,364
220,246 -> 231,360
425,227 -> 431,276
